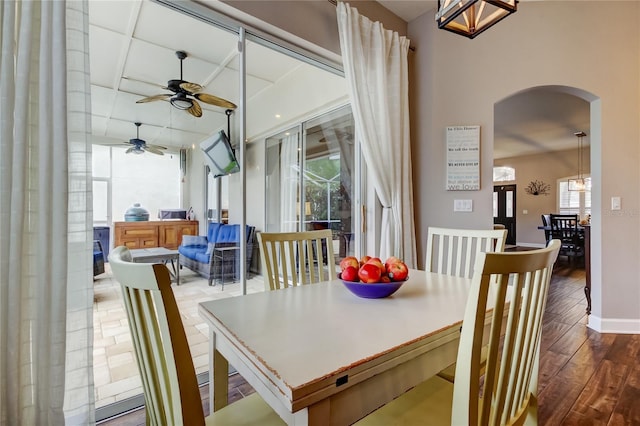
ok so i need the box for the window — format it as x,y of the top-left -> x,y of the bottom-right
558,176 -> 591,216
493,166 -> 515,182
92,145 -> 181,225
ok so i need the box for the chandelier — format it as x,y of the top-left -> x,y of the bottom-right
436,0 -> 518,39
568,131 -> 587,192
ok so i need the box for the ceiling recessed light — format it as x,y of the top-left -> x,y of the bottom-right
275,114 -> 281,119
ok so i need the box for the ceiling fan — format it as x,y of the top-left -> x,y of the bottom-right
136,50 -> 237,118
123,122 -> 166,155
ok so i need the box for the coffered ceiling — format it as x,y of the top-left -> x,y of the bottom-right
88,0 -> 346,153
89,0 -> 590,159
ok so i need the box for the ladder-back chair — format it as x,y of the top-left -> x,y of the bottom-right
356,240 -> 561,426
425,227 -> 508,279
108,246 -> 283,426
257,229 -> 335,291
425,227 -> 508,382
550,213 -> 584,262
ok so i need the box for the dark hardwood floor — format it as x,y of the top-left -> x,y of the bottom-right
98,260 -> 640,425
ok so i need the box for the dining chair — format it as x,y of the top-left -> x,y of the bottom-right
541,214 -> 552,243
425,226 -> 508,279
425,227 -> 507,382
257,229 -> 335,291
550,213 -> 584,262
108,246 -> 284,426
356,240 -> 561,426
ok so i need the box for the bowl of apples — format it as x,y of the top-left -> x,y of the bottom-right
338,255 -> 409,299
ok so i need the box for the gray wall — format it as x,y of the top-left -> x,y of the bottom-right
494,148 -> 591,246
207,1 -> 640,333
409,1 -> 639,332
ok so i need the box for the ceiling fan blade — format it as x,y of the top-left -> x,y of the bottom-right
179,81 -> 203,94
187,99 -> 203,117
136,94 -> 171,103
195,93 -> 237,109
144,146 -> 165,155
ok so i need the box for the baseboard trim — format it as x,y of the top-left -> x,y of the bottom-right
588,316 -> 640,334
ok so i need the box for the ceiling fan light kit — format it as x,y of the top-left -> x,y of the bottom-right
436,0 -> 517,39
123,122 -> 167,156
169,93 -> 193,110
136,50 -> 236,118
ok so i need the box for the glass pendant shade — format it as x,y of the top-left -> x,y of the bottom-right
436,0 -> 517,39
568,178 -> 586,192
568,131 -> 587,192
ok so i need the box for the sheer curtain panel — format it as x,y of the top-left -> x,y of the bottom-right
280,133 -> 300,232
0,1 -> 94,424
337,2 -> 417,267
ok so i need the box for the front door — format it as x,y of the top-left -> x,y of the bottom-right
494,184 -> 516,245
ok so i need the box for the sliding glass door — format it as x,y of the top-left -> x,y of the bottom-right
265,106 -> 357,260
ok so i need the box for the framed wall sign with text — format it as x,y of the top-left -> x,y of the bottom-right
446,125 -> 480,191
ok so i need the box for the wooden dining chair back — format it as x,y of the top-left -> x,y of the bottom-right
425,227 -> 508,279
541,214 -> 552,243
108,246 -> 283,426
258,229 -> 335,291
550,213 -> 584,261
452,239 -> 561,425
357,240 -> 561,426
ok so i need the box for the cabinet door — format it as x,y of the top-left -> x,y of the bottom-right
115,222 -> 159,249
159,226 -> 180,249
158,221 -> 198,249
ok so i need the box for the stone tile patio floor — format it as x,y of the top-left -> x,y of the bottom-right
93,263 -> 266,409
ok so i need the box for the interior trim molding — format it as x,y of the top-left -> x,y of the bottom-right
588,316 -> 640,334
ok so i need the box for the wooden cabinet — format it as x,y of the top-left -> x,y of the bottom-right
114,221 -> 198,250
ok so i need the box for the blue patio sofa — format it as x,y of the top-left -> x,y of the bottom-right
178,222 -> 255,286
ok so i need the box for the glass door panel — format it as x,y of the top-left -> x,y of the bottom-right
303,106 -> 355,259
265,127 -> 301,232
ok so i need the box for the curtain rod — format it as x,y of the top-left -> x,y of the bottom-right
329,0 -> 415,52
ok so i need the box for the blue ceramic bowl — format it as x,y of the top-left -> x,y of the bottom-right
339,274 -> 407,299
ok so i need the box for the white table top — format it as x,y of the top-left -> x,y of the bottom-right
199,269 -> 477,412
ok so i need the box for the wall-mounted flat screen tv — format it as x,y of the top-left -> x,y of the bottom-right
200,130 -> 240,178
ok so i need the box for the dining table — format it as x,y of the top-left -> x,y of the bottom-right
198,269 -> 500,425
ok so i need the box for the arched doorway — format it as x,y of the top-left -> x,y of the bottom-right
493,85 -> 601,321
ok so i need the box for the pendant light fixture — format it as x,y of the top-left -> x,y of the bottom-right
568,131 -> 587,192
436,0 -> 518,39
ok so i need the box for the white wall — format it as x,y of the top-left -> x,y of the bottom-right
409,2 -> 640,332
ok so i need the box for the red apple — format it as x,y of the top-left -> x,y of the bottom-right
340,256 -> 359,271
359,255 -> 372,266
366,257 -> 385,275
380,275 -> 391,283
387,262 -> 409,281
358,263 -> 382,283
384,256 -> 402,271
341,265 -> 359,282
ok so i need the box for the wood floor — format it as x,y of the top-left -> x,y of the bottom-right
98,261 -> 640,425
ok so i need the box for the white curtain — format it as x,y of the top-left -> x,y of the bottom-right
337,2 -> 417,267
0,1 -> 94,424
280,133 -> 299,232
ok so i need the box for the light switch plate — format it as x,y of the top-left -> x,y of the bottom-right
454,199 -> 473,212
611,196 -> 621,210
